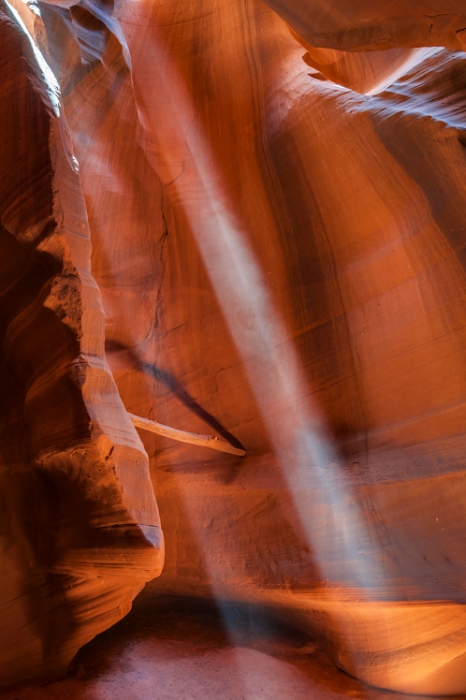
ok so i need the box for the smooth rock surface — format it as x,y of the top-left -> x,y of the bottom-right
3,596 -> 463,700
262,0 -> 466,52
3,0 -> 466,694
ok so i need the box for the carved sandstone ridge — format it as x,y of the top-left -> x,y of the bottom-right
289,31 -> 432,95
261,1 -> 466,94
0,1 -> 163,688
3,0 -> 466,695
262,0 -> 466,53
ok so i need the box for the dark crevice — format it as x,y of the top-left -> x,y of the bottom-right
155,149 -> 189,329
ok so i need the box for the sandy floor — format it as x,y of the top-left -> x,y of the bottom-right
0,595 -> 463,700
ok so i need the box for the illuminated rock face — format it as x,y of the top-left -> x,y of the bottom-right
0,1 -> 163,688
2,0 -> 466,694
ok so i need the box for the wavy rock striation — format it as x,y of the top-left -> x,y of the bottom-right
0,0 -> 163,688
3,0 -> 466,695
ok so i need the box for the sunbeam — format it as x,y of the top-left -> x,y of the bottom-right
122,3 -> 392,684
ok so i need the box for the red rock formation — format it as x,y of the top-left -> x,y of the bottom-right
3,0 -> 466,694
0,0 -> 162,688
263,0 -> 466,51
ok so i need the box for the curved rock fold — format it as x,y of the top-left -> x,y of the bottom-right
2,0 -> 466,695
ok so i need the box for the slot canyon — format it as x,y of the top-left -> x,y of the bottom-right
2,0 -> 466,697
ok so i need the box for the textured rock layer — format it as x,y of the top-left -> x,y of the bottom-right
2,0 -> 466,694
0,0 -> 162,687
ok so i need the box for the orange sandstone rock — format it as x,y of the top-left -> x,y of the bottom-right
262,0 -> 466,52
3,0 -> 466,694
0,1 -> 162,687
